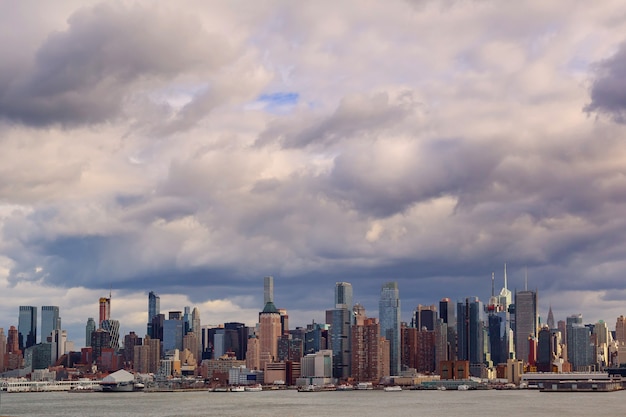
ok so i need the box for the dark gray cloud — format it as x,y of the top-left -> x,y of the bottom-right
0,2 -> 235,127
586,42 -> 626,122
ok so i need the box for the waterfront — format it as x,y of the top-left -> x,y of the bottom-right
1,389 -> 626,417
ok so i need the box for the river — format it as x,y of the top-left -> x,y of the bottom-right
1,388 -> 625,416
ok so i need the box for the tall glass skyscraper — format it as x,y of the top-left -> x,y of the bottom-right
330,282 -> 353,379
514,289 -> 538,364
41,306 -> 60,343
18,306 -> 37,351
457,297 -> 485,376
379,282 -> 401,376
147,291 -> 160,338
85,317 -> 96,348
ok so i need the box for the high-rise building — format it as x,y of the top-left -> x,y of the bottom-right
616,316 -> 626,345
99,296 -> 111,327
457,297 -> 485,377
0,328 -> 6,372
593,320 -> 609,370
264,276 -> 274,305
86,317 -> 96,348
329,282 -> 353,379
487,269 -> 514,366
123,332 -> 142,368
101,319 -> 120,350
411,305 -> 437,331
566,314 -> 593,371
514,289 -> 538,364
224,322 -> 247,360
352,318 -> 387,382
41,306 -> 60,343
147,291 -> 160,338
192,307 -> 202,360
304,323 -> 329,355
379,281 -> 401,376
18,306 -> 37,351
7,325 -> 19,353
259,301 -> 281,370
439,298 -> 457,360
163,315 -> 183,353
51,329 -> 67,364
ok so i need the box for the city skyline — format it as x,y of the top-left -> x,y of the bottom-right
3,1 -> 626,347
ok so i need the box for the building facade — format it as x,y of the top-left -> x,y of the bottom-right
379,282 -> 401,376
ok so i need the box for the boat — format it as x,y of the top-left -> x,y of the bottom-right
457,384 -> 469,391
244,384 -> 263,392
298,384 -> 321,392
436,386 -> 447,391
384,385 -> 402,392
230,386 -> 245,392
336,384 -> 354,391
213,386 -> 229,392
355,382 -> 373,390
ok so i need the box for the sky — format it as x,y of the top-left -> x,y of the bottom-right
2,0 -> 626,346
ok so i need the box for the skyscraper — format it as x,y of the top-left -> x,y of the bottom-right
439,298 -> 457,360
566,314 -> 592,371
514,289 -> 538,364
18,306 -> 37,351
99,296 -> 111,327
192,307 -> 202,360
457,297 -> 485,377
411,304 -> 437,330
352,317 -> 387,382
41,306 -> 60,343
86,317 -> 96,348
147,291 -> 160,338
0,328 -> 6,372
379,281 -> 401,376
264,276 -> 274,305
329,282 -> 353,379
259,301 -> 281,369
616,315 -> 626,344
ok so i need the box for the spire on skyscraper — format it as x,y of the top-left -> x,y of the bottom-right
547,306 -> 555,330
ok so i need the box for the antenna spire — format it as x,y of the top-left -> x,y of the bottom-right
491,272 -> 495,297
504,263 -> 508,291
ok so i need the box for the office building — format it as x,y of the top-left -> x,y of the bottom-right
616,315 -> 626,344
514,289 -> 538,364
439,298 -> 457,360
101,319 -> 120,350
163,316 -> 184,353
379,281 -> 401,376
457,297 -> 485,377
0,328 -> 6,372
304,322 -> 329,355
329,282 -> 353,379
192,307 -> 202,359
41,306 -> 60,343
224,322 -> 248,360
86,317 -> 96,348
259,301 -> 281,369
18,306 -> 37,351
566,314 -> 593,371
99,296 -> 111,327
51,329 -> 67,364
147,291 -> 160,338
412,305 -> 437,331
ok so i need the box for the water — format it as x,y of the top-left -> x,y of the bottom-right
1,389 -> 625,417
